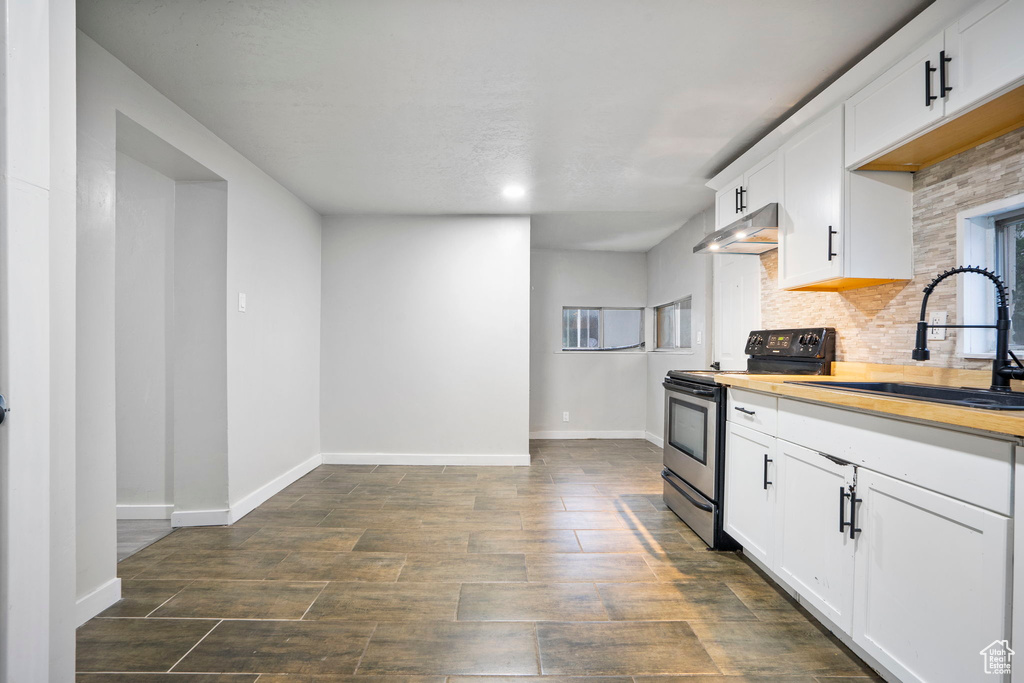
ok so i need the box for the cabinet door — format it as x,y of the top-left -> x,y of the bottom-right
774,442 -> 855,632
778,107 -> 844,289
852,470 -> 1011,683
715,176 -> 744,229
723,422 -> 776,566
844,33 -> 945,168
944,0 -> 1024,117
712,254 -> 760,371
742,154 -> 778,212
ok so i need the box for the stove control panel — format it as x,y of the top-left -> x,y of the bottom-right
744,327 -> 836,359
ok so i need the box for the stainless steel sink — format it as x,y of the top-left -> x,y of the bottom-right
785,380 -> 1024,410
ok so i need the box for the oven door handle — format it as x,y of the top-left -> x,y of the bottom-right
661,469 -> 713,512
662,381 -> 716,398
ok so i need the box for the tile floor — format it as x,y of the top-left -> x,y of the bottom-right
117,520 -> 173,561
77,439 -> 881,681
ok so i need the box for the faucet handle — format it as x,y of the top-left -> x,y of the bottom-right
1009,349 -> 1024,370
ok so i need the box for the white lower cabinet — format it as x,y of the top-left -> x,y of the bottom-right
852,469 -> 1011,683
774,441 -> 856,632
723,422 -> 776,566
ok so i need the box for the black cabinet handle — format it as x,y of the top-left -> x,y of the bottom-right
762,454 -> 773,490
827,226 -> 837,261
738,186 -> 747,213
734,406 -> 756,415
849,488 -> 863,539
940,50 -> 952,96
840,486 -> 851,534
925,59 -> 937,106
734,187 -> 741,214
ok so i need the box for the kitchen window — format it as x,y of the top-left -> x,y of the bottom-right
655,297 -> 692,350
561,307 -> 644,351
959,196 -> 1024,357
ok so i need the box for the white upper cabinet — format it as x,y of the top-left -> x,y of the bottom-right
944,0 -> 1024,117
844,0 -> 1024,169
715,175 -> 744,229
713,154 -> 779,230
845,33 -> 945,169
779,107 -> 913,291
852,469 -> 1011,683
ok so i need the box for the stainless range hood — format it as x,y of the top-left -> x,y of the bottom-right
693,203 -> 778,255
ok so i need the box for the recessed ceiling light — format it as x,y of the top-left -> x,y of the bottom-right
709,243 -> 720,250
502,184 -> 526,200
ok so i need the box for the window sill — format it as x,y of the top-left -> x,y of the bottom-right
651,349 -> 695,355
557,350 -> 647,355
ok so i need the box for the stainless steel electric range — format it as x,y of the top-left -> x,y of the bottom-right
662,327 -> 836,549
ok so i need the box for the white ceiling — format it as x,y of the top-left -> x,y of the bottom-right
78,0 -> 930,251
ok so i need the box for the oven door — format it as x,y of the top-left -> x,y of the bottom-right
662,380 -> 718,499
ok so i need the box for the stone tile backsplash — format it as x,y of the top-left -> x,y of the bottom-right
760,126 -> 1024,369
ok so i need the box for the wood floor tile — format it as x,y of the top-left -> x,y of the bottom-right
520,511 -> 625,530
354,529 -> 469,553
642,552 -> 765,583
257,676 -> 445,683
633,677 -> 819,683
151,580 -> 326,619
561,496 -> 649,511
305,582 -> 461,621
687,621 -> 875,677
616,510 -> 691,531
397,552 -> 527,582
174,620 -> 375,674
239,526 -> 365,552
289,494 -> 387,510
233,508 -> 333,527
99,579 -> 192,617
151,527 -> 260,551
474,496 -> 566,511
320,510 -> 423,529
575,530 -> 692,553
537,621 -> 719,675
525,553 -> 659,582
268,552 -> 406,581
76,618 -> 216,672
417,510 -> 523,530
468,530 -> 580,553
596,581 -> 757,621
76,675 -> 258,682
458,582 -> 608,621
133,550 -> 289,580
449,678 -> 631,683
115,545 -> 173,579
358,621 -> 539,675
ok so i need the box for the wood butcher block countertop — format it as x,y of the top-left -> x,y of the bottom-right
714,362 -> 1024,439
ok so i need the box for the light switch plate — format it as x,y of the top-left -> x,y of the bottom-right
928,311 -> 947,340
238,292 -> 247,313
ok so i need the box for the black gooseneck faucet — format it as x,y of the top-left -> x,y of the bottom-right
912,265 -> 1024,391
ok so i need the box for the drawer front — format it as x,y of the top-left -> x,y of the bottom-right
728,388 -> 778,435
777,397 -> 1014,515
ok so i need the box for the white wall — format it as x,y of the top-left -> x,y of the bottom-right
320,215 -> 530,464
77,32 -> 322,618
645,207 -> 714,443
115,153 -> 175,510
529,249 -> 647,438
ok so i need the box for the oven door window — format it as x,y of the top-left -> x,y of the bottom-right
667,397 -> 708,465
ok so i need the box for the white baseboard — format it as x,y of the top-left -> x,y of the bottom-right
228,453 -> 322,523
76,577 -> 121,626
322,452 -> 530,466
116,504 -> 173,520
645,431 -> 664,448
529,430 -> 647,440
171,508 -> 231,528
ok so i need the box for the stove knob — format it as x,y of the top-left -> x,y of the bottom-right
808,334 -> 820,345
798,334 -> 808,346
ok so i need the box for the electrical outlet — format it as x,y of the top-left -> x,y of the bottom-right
562,412 -> 570,423
928,311 -> 947,340
696,330 -> 702,344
